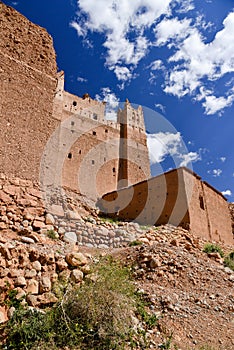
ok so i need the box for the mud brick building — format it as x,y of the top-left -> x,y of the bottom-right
0,2 -> 233,245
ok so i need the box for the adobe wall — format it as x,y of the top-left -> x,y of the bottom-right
202,182 -> 233,244
99,168 -> 233,245
48,73 -> 150,199
99,168 -> 189,227
182,170 -> 211,241
0,2 -> 59,181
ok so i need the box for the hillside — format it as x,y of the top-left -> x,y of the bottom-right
0,220 -> 233,349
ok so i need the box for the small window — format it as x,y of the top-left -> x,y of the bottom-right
92,131 -> 97,136
113,167 -> 116,173
79,150 -> 82,154
71,121 -> 75,126
92,160 -> 95,165
199,196 -> 205,210
68,153 -> 72,159
93,113 -> 98,120
105,129 -> 108,133
73,101 -> 77,106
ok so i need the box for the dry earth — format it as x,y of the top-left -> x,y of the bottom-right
0,222 -> 233,349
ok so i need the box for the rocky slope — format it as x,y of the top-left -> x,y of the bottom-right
0,221 -> 233,349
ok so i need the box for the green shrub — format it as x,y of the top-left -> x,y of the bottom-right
2,257 -> 155,350
46,229 -> 58,239
203,243 -> 224,257
129,240 -> 143,247
224,251 -> 234,271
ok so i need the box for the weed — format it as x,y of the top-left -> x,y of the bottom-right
2,257 -> 153,350
46,230 -> 58,240
203,243 -> 224,257
129,240 -> 143,247
159,332 -> 173,349
224,251 -> 234,271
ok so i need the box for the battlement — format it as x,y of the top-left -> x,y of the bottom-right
54,71 -> 145,131
117,99 -> 145,131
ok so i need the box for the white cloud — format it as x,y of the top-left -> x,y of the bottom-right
210,168 -> 222,177
112,66 -> 133,82
179,152 -> 200,167
70,21 -> 86,37
95,87 -> 119,120
72,0 -> 174,81
176,0 -> 195,14
201,92 -> 234,116
222,190 -> 232,196
149,59 -> 164,70
147,132 -> 200,167
154,17 -> 192,46
72,1 -> 234,115
147,132 -> 182,164
77,76 -> 87,83
155,103 -> 166,113
158,11 -> 234,115
220,157 -> 226,163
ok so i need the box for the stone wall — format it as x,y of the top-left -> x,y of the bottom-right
0,173 -> 141,248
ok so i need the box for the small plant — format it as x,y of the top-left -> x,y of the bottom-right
203,243 -> 224,257
224,251 -> 234,271
159,332 -> 173,349
129,240 -> 143,247
46,229 -> 58,240
2,257 -> 154,350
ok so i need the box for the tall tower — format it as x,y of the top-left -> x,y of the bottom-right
117,99 -> 150,189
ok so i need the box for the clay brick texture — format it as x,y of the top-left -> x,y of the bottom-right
99,168 -> 233,245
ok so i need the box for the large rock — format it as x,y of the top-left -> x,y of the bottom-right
63,231 -> 77,244
45,213 -> 55,225
39,276 -> 51,294
27,279 -> 39,294
70,269 -> 84,283
65,252 -> 88,267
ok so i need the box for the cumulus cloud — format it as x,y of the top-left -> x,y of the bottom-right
222,189 -> 232,196
158,11 -> 234,114
147,132 -> 200,167
220,157 -> 226,163
72,0 -> 174,81
95,87 -> 119,120
71,1 -> 234,115
154,17 -> 192,46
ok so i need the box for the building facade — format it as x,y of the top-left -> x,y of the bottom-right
99,168 -> 233,245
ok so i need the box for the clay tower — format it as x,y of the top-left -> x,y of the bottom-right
117,99 -> 150,188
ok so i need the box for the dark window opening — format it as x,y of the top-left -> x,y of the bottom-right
79,150 -> 82,154
93,131 -> 96,136
71,121 -> 75,126
92,160 -> 95,165
68,153 -> 72,159
105,129 -> 108,133
199,196 -> 205,210
104,157 -> 106,162
139,166 -> 141,170
113,167 -> 116,173
73,101 -> 77,106
93,113 -> 98,120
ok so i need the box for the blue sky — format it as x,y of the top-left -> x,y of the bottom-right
4,0 -> 234,201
